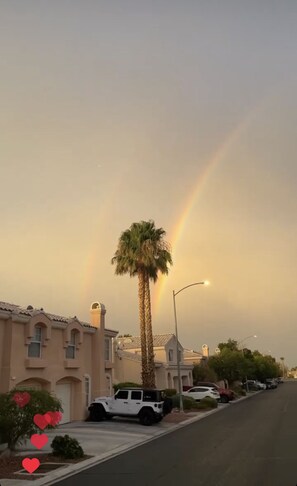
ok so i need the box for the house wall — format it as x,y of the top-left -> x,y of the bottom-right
113,353 -> 193,390
0,303 -> 117,422
154,348 -> 167,362
113,354 -> 142,385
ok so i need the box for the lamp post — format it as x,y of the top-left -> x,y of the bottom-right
238,335 -> 257,393
173,281 -> 209,412
280,357 -> 285,379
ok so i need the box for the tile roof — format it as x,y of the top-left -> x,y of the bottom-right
0,301 -> 96,329
116,349 -> 163,365
183,348 -> 204,358
117,333 -> 175,349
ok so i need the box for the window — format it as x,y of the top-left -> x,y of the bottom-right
168,349 -> 173,362
143,390 -> 159,402
105,338 -> 111,361
66,331 -> 76,359
116,390 -> 128,400
85,376 -> 90,407
131,391 -> 142,400
28,326 -> 42,358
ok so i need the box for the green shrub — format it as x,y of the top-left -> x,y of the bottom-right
163,388 -> 177,397
171,394 -> 198,410
51,435 -> 84,459
0,388 -> 62,452
113,382 -> 141,392
231,385 -> 246,396
196,397 -> 218,410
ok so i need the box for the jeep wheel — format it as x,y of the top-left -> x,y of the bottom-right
139,409 -> 155,426
90,404 -> 105,422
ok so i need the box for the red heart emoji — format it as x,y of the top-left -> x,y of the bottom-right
12,392 -> 31,408
30,433 -> 48,449
22,457 -> 40,474
33,413 -> 51,430
47,411 -> 63,426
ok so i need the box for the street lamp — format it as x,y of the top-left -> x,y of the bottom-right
238,335 -> 257,392
238,335 -> 257,348
173,281 -> 209,412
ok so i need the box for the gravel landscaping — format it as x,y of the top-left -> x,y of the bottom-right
0,453 -> 92,481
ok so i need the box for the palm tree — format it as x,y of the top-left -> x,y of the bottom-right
143,231 -> 172,388
111,220 -> 172,388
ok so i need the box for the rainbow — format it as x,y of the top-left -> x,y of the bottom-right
152,113 -> 254,313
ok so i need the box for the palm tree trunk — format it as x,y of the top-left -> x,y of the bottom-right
145,272 -> 156,388
138,269 -> 148,387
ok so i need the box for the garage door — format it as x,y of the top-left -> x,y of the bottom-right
55,384 -> 71,424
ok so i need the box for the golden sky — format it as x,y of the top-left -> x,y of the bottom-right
1,1 -> 297,366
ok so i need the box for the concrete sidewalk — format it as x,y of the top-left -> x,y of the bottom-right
1,395 -> 258,486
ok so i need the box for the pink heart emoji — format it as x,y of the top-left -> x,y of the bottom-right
47,411 -> 63,426
30,433 -> 48,449
22,457 -> 40,474
12,392 -> 31,408
33,413 -> 51,430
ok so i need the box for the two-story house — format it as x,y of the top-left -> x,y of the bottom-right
0,300 -> 117,423
114,334 -> 193,389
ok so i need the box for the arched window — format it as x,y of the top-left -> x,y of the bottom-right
66,330 -> 77,359
28,326 -> 42,358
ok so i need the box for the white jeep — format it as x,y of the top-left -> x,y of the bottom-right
88,388 -> 170,426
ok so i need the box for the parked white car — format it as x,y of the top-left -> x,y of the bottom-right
255,381 -> 267,390
183,386 -> 220,401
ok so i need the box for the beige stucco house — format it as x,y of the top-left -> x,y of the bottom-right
114,334 -> 193,389
0,300 -> 117,423
183,347 -> 208,366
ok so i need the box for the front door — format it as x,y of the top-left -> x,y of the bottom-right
55,383 -> 71,424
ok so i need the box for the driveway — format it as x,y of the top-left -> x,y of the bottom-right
19,408 -> 226,457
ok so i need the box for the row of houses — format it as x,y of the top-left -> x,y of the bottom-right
0,300 -> 209,423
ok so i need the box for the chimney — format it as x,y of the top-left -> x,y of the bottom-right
202,344 -> 209,358
90,302 -> 107,398
90,302 -> 105,328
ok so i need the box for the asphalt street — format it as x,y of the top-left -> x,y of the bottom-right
54,382 -> 297,486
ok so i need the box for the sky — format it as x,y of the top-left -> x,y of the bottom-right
1,1 -> 297,367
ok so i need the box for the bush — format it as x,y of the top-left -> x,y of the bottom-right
0,388 -> 62,452
163,388 -> 177,397
196,397 -> 218,410
113,382 -> 141,392
51,435 -> 84,459
171,394 -> 198,410
232,385 -> 246,396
